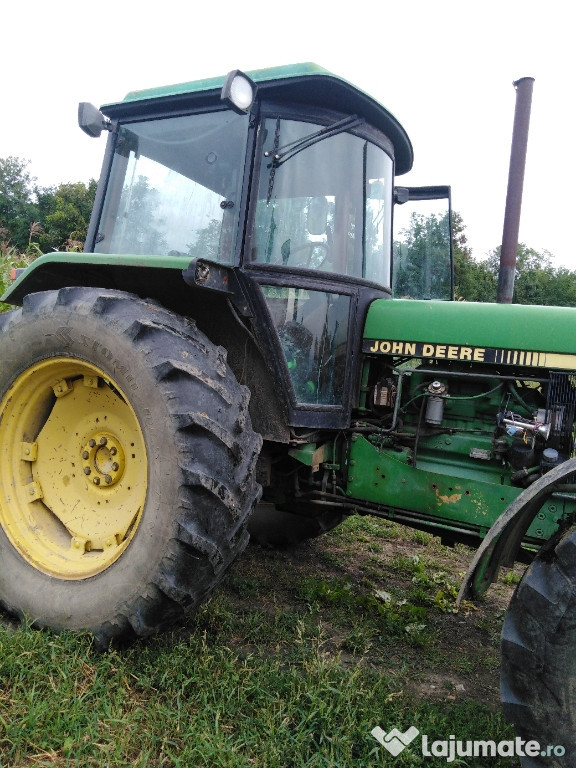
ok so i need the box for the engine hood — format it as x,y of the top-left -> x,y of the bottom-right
363,299 -> 576,370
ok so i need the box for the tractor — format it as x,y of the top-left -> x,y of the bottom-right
1,64 -> 575,765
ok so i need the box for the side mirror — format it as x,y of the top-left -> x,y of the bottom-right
394,187 -> 410,205
78,102 -> 112,138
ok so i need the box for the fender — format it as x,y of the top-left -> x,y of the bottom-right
458,457 -> 576,603
1,252 -> 289,442
1,251 -> 191,306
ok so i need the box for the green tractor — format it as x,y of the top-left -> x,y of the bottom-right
1,64 -> 575,763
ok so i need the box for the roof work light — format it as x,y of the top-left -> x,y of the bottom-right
220,70 -> 256,114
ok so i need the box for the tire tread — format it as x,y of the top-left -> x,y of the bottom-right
0,287 -> 262,647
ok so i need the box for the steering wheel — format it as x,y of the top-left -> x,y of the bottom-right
283,241 -> 331,269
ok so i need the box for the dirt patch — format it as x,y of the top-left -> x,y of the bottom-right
219,518 -> 523,710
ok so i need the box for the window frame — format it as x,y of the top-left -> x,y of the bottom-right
243,101 -> 396,289
86,105 -> 254,264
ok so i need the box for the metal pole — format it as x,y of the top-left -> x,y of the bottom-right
497,77 -> 535,303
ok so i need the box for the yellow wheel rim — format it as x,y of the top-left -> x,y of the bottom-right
0,358 -> 147,579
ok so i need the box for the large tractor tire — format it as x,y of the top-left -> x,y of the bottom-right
501,523 -> 576,767
0,287 -> 262,648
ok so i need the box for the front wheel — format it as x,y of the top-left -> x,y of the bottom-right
0,287 -> 262,647
501,524 -> 576,767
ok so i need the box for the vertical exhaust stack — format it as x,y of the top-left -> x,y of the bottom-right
497,77 -> 535,304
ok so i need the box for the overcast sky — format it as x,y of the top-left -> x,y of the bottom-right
3,0 -> 573,267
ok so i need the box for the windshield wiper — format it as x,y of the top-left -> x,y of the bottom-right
264,114 -> 365,167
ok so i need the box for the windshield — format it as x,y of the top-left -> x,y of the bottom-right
251,117 -> 393,285
94,110 -> 248,262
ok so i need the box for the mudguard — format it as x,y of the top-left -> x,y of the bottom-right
457,457 -> 576,604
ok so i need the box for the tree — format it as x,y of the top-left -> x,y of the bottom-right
0,157 -> 38,251
109,175 -> 167,255
1,156 -> 97,254
35,180 -> 97,252
454,233 -> 576,307
187,218 -> 223,261
487,245 -> 576,307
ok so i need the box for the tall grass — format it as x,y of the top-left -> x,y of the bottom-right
0,224 -> 48,311
0,244 -> 33,312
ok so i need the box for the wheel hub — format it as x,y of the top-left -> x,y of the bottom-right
82,432 -> 125,487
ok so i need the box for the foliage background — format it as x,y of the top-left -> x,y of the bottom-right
0,157 -> 96,305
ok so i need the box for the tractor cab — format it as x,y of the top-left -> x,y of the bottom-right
78,65 -> 452,430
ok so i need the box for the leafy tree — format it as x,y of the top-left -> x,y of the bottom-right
0,157 -> 38,250
397,209 -> 576,306
487,245 -> 576,306
187,218 -> 223,261
1,156 -> 96,254
35,180 -> 97,252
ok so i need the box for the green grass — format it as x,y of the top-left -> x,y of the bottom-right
0,625 -> 513,768
0,517 -> 521,767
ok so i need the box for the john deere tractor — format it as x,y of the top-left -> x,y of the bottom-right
1,64 -> 575,764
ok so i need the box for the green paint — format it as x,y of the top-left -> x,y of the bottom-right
364,298 -> 576,355
346,434 -> 563,543
115,63 -> 330,105
1,252 -> 190,303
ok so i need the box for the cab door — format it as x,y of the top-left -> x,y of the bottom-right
243,107 -> 397,429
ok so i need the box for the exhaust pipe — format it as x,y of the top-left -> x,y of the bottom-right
497,77 -> 535,304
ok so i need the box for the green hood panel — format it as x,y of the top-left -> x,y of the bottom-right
364,299 -> 576,369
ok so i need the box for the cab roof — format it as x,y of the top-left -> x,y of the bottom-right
101,63 -> 413,175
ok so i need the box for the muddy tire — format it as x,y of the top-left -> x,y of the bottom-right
501,524 -> 576,767
0,287 -> 262,647
248,502 -> 345,547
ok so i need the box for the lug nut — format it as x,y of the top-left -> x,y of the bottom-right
111,462 -> 119,471
82,450 -> 89,460
99,437 -> 108,446
89,439 -> 96,448
84,467 -> 91,475
105,475 -> 112,485
93,477 -> 100,486
110,447 -> 117,456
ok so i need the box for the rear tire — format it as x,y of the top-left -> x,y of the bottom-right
501,524 -> 576,767
0,287 -> 262,647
